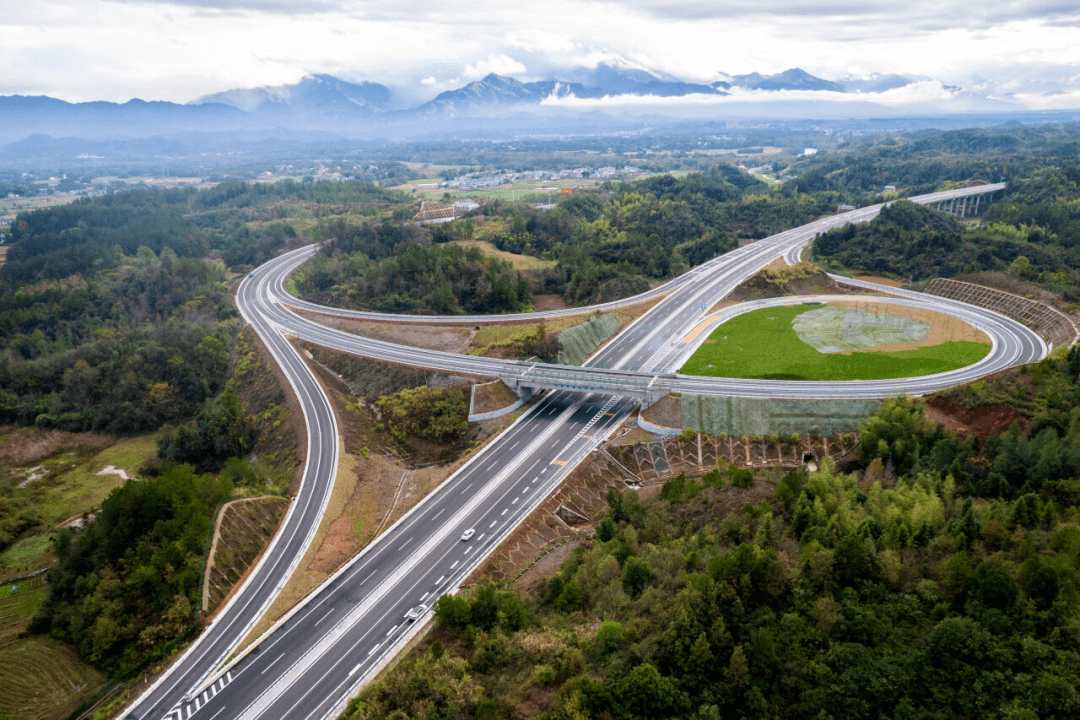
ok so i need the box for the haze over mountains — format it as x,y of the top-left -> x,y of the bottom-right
0,63 -> 1076,147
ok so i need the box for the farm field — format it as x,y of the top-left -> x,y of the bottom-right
0,578 -> 106,720
681,303 -> 991,381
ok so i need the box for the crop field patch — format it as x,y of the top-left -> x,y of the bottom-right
681,303 -> 991,381
0,577 -> 106,720
0,636 -> 106,720
0,534 -> 55,578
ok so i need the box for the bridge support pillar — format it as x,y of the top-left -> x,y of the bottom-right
640,388 -> 668,410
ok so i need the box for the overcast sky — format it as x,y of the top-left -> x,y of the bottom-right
1,0 -> 1077,105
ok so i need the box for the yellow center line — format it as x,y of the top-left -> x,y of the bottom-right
681,314 -> 723,344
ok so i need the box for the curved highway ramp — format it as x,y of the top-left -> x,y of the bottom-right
124,183 -> 1030,720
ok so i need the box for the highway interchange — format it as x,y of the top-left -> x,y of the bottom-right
124,182 -> 1041,720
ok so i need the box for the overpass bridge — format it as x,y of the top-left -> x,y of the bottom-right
124,181 -> 1025,720
911,182 -> 1005,218
498,363 -> 673,406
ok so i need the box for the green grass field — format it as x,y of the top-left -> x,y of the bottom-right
681,304 -> 991,381
30,433 -> 159,527
0,534 -> 55,578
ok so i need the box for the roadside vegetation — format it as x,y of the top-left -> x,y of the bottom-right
345,359 -> 1080,719
297,242 -> 532,315
30,465 -> 232,675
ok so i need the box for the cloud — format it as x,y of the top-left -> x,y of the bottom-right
462,54 -> 527,79
420,76 -> 436,85
1013,89 -> 1080,109
538,79 -> 965,110
622,1 -> 1080,30
0,0 -> 1078,105
108,0 -> 342,14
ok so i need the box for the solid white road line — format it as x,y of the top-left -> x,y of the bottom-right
260,654 -> 285,675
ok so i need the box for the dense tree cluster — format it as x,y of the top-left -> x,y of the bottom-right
302,243 -> 531,315
0,252 -> 237,432
347,402 -> 1080,720
157,390 -> 259,473
32,465 -> 232,675
813,198 -> 1076,287
0,180 -> 411,433
3,180 -> 407,284
786,123 -> 1080,197
376,386 -> 469,444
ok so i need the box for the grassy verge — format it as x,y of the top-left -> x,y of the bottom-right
681,304 -> 991,381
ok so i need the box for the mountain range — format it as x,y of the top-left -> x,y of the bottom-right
0,64 -> 1069,145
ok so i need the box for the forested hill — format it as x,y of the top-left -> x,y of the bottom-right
812,159 -> 1080,303
784,123 -> 1080,197
0,180 -> 408,433
348,350 -> 1080,720
420,165 -> 857,306
3,180 -> 408,285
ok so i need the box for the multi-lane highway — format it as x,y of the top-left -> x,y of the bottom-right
125,182 -> 1036,720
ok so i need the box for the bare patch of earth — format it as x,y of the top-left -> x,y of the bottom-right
95,465 -> 132,481
855,275 -> 904,287
57,514 -> 94,530
824,299 -> 990,352
613,427 -> 662,445
531,294 -> 568,311
640,395 -> 681,429
290,308 -> 473,353
449,239 -> 558,272
471,380 -> 521,415
925,397 -> 1027,439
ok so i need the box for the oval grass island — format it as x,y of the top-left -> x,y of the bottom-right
680,300 -> 992,381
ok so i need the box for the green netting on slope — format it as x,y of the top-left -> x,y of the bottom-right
558,313 -> 621,366
681,394 -> 881,436
793,306 -> 929,354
